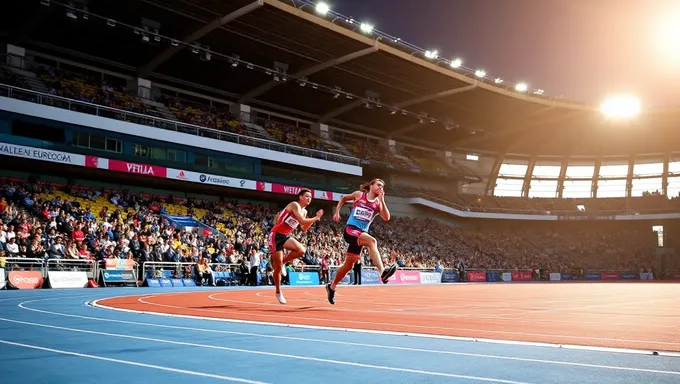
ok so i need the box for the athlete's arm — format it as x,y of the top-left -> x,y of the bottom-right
333,191 -> 361,222
290,202 -> 323,226
378,190 -> 391,222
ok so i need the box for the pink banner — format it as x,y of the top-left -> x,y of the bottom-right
386,270 -> 422,284
273,183 -> 314,196
511,271 -> 532,281
600,272 -> 620,280
108,160 -> 167,178
467,271 -> 487,282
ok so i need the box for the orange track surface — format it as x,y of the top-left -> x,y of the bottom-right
97,283 -> 680,352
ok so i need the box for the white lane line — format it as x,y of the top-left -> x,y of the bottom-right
0,317 -> 529,384
0,339 -> 268,384
136,294 -> 680,347
4,309 -> 680,376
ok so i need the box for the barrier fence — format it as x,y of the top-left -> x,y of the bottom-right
0,258 -> 674,289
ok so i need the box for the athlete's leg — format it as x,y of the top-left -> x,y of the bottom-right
281,238 -> 306,264
271,250 -> 284,294
326,252 -> 359,305
358,232 -> 384,274
358,232 -> 397,283
330,253 -> 359,290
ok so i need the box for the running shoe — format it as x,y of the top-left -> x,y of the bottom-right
276,292 -> 286,304
381,264 -> 398,284
325,284 -> 335,305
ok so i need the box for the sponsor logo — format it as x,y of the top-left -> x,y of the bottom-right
48,271 -> 88,288
89,157 -> 99,167
127,163 -> 155,175
176,171 -> 188,180
283,186 -> 302,194
289,272 -> 319,286
0,144 -> 74,163
8,271 -> 43,289
199,174 -> 233,186
420,272 -> 442,284
102,270 -> 136,281
240,180 -> 246,187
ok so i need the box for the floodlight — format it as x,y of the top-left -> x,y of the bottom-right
450,58 -> 462,68
475,69 -> 486,78
315,2 -> 329,16
360,23 -> 373,34
425,50 -> 438,59
494,78 -> 503,84
600,94 -> 641,119
515,83 -> 528,92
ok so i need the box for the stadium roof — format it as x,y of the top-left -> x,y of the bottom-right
5,0 -> 680,157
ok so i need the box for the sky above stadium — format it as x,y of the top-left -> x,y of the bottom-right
335,0 -> 680,107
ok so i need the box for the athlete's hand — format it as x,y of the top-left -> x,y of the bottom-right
378,189 -> 386,201
332,211 -> 340,222
315,209 -> 324,219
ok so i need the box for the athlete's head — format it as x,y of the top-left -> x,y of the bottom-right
360,178 -> 385,196
297,188 -> 313,207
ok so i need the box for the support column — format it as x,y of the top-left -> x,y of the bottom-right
663,153 -> 670,197
557,158 -> 568,198
592,158 -> 602,198
522,157 -> 536,198
311,123 -> 330,140
126,78 -> 152,100
6,44 -> 25,69
229,104 -> 252,123
626,156 -> 635,198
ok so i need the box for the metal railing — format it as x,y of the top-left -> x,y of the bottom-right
0,83 -> 362,166
47,259 -> 97,279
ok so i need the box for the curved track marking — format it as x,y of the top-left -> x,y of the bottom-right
128,292 -> 680,348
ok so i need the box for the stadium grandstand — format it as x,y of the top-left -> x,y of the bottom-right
1,1 -> 679,383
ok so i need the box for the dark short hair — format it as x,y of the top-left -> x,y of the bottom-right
298,188 -> 312,197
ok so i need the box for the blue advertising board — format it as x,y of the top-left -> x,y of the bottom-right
330,270 -> 352,285
560,273 -> 574,280
620,272 -> 638,280
101,269 -> 136,284
486,271 -> 501,282
361,269 -> 381,285
441,271 -> 460,283
289,272 -> 320,286
584,272 -> 601,281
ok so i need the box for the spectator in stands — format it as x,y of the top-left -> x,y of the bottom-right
195,257 -> 215,286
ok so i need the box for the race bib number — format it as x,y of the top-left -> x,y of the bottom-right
353,207 -> 374,221
284,215 -> 300,228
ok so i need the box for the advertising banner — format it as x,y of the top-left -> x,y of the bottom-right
441,270 -> 459,283
159,278 -> 172,287
8,271 -> 43,289
105,259 -> 135,270
420,272 -> 442,285
511,271 -> 533,281
101,269 -> 137,284
0,269 -> 5,289
666,272 -> 680,280
561,273 -> 574,280
501,272 -> 512,282
289,272 -> 320,286
386,270 -> 422,284
48,271 -> 88,288
639,272 -> 654,280
146,278 -> 161,287
467,271 -> 487,282
360,269 -> 380,285
620,272 -> 638,280
549,273 -> 562,281
584,272 -> 601,280
166,169 -> 257,190
600,272 -> 620,280
0,142 -> 85,166
485,271 -> 501,282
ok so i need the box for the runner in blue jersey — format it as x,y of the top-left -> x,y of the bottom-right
326,178 -> 398,305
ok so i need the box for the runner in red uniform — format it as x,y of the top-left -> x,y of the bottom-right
268,188 -> 323,304
325,178 -> 397,305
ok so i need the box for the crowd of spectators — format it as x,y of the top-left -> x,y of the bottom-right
1,59 -> 473,176
1,177 -> 663,287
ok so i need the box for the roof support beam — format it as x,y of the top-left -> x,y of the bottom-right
394,84 -> 476,109
239,45 -> 378,104
318,99 -> 365,123
137,0 -> 264,78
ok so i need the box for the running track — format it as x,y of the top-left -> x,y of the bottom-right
0,283 -> 679,383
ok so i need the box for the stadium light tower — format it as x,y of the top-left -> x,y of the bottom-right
600,94 -> 641,119
450,58 -> 462,68
475,69 -> 486,78
515,82 -> 528,92
315,2 -> 329,16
